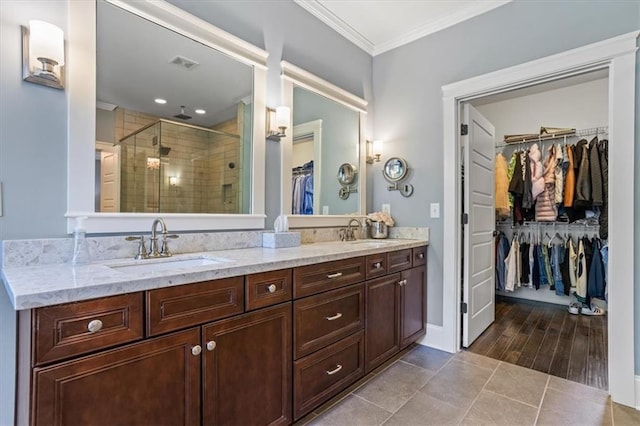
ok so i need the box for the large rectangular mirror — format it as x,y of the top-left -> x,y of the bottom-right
281,62 -> 367,228
67,0 -> 267,233
96,0 -> 253,215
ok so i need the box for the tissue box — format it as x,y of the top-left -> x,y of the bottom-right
262,232 -> 301,248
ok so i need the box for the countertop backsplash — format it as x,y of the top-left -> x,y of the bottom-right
2,227 -> 429,269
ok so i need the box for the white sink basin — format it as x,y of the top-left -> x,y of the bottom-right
106,256 -> 231,274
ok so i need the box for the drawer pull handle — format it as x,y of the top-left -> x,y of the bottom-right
326,272 -> 343,279
373,262 -> 382,269
87,319 -> 103,333
417,253 -> 424,259
398,279 -> 407,286
326,365 -> 343,375
267,284 -> 277,293
325,313 -> 342,321
206,341 -> 216,351
191,345 -> 202,356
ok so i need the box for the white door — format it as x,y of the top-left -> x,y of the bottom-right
96,142 -> 120,212
462,104 -> 496,347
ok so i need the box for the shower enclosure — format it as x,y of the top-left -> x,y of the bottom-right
117,119 -> 249,214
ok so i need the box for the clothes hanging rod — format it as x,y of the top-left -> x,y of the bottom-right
495,126 -> 608,149
496,221 -> 600,228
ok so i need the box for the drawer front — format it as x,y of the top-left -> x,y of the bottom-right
412,246 -> 427,267
388,249 -> 413,273
246,269 -> 292,311
294,257 -> 365,298
293,283 -> 364,359
293,330 -> 364,420
147,277 -> 244,336
34,293 -> 144,366
365,253 -> 387,279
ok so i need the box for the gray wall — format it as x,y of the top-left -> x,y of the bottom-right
371,0 -> 640,370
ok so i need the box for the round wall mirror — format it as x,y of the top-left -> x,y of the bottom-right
383,157 -> 408,182
337,163 -> 358,186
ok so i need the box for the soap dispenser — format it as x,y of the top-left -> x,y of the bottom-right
71,216 -> 91,265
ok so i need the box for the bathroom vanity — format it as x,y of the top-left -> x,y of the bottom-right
3,240 -> 427,425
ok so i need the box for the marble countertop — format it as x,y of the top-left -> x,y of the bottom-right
2,239 -> 427,310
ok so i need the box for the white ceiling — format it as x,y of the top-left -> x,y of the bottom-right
294,0 -> 512,56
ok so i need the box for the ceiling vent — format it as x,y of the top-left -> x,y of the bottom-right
169,55 -> 199,70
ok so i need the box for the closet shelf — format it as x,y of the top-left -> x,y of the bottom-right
496,220 -> 600,228
495,126 -> 608,149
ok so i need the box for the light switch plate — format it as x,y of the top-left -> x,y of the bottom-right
322,205 -> 329,215
430,203 -> 440,218
381,203 -> 391,215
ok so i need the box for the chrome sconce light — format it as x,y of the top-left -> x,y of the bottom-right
366,140 -> 383,164
22,20 -> 65,89
266,106 -> 290,141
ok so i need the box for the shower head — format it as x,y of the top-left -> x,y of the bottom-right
173,105 -> 192,120
159,146 -> 171,156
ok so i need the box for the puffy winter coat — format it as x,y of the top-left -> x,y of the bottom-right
535,146 -> 558,221
529,144 -> 544,199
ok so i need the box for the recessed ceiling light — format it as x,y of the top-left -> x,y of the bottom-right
195,109 -> 206,114
154,98 -> 167,104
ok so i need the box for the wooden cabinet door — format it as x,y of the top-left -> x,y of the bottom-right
202,303 -> 292,426
32,328 -> 201,426
365,274 -> 400,373
400,266 -> 427,349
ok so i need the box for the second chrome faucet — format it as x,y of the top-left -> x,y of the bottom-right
126,218 -> 179,259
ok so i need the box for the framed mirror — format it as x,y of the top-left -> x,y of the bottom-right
67,0 -> 268,233
382,157 -> 408,182
280,61 -> 367,227
337,163 -> 357,186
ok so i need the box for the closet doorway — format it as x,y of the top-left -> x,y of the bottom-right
441,31 -> 638,407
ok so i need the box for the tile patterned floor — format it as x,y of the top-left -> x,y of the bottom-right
298,346 -> 640,426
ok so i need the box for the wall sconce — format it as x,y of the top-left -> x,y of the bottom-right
169,176 -> 178,186
366,140 -> 383,164
266,106 -> 290,141
22,20 -> 65,90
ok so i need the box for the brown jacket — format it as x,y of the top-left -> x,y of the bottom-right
563,145 -> 575,207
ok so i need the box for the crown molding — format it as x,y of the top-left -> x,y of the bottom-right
295,0 -> 511,57
294,0 -> 374,55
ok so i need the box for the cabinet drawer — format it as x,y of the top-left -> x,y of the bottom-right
245,269 -> 292,311
294,257 -> 365,298
147,277 -> 244,336
293,283 -> 364,359
365,253 -> 387,279
33,293 -> 143,366
412,246 -> 427,267
388,249 -> 412,273
293,330 -> 364,420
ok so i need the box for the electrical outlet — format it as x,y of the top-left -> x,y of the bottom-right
430,203 -> 440,218
381,203 -> 391,215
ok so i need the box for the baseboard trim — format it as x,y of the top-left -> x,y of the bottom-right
635,375 -> 640,410
416,323 -> 454,353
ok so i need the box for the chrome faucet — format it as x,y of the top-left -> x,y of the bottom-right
125,218 -> 179,259
340,218 -> 364,241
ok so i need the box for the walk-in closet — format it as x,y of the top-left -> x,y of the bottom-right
464,70 -> 610,390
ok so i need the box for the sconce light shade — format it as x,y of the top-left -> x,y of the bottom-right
169,176 -> 178,186
366,140 -> 383,164
266,106 -> 291,141
22,20 -> 65,89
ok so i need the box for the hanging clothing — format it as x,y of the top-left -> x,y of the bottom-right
504,238 -> 520,292
495,153 -> 510,220
574,139 -> 591,207
520,241 -> 531,286
589,137 -> 604,206
554,144 -> 564,204
535,146 -> 558,222
551,243 -> 565,296
598,139 -> 609,239
495,233 -> 510,291
574,239 -> 588,304
568,238 -> 578,292
529,144 -> 545,200
563,145 -> 576,207
588,238 -> 606,300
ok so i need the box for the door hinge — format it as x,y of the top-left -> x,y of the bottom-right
461,302 -> 468,314
461,213 -> 469,225
461,124 -> 468,136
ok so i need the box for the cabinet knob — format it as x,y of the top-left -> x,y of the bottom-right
267,284 -> 277,293
191,345 -> 202,356
87,319 -> 103,333
206,341 -> 216,351
417,253 -> 424,259
373,262 -> 382,269
326,364 -> 343,375
325,313 -> 343,321
398,279 -> 407,286
326,272 -> 343,279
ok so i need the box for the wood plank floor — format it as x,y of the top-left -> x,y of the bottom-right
467,296 -> 608,390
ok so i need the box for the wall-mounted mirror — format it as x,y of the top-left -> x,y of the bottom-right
67,0 -> 268,233
281,61 -> 367,227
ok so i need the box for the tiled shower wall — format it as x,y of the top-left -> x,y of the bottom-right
114,107 -> 244,213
